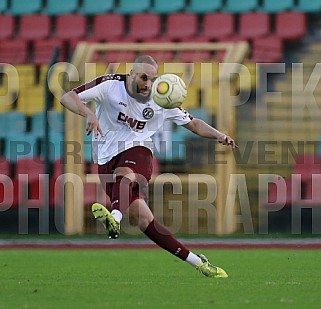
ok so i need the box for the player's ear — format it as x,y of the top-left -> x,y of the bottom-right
129,69 -> 135,79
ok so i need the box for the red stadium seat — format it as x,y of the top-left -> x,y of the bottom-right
201,13 -> 235,40
293,155 -> 321,181
128,14 -> 161,41
32,38 -> 64,65
251,36 -> 283,63
239,12 -> 270,39
275,12 -> 306,40
0,39 -> 28,64
0,15 -> 14,40
91,14 -> 125,42
55,14 -> 87,41
14,158 -> 46,208
163,13 -> 198,41
143,37 -> 175,62
18,14 -> 51,40
178,37 -> 212,62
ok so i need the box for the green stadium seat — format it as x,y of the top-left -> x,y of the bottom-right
115,0 -> 150,14
0,0 -> 8,13
5,133 -> 40,162
78,0 -> 114,15
0,112 -> 26,139
30,111 -> 64,138
43,0 -> 78,15
186,0 -> 222,13
151,0 -> 185,14
223,0 -> 258,13
295,0 -> 321,13
260,0 -> 294,13
6,0 -> 42,15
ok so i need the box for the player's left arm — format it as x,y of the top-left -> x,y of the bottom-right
183,117 -> 238,149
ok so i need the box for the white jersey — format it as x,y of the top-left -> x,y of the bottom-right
73,74 -> 192,164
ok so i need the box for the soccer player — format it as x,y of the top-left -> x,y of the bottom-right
61,55 -> 237,278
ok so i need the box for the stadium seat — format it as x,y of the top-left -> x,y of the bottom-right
151,0 -> 185,14
128,14 -> 161,41
295,0 -> 321,13
251,36 -> 283,63
260,0 -> 294,13
223,0 -> 258,13
293,155 -> 321,181
0,39 -> 28,64
43,0 -> 78,15
163,13 -> 198,41
43,133 -> 64,162
55,14 -> 87,41
0,112 -> 26,138
239,12 -> 270,39
201,13 -> 235,40
0,15 -> 14,40
143,37 -> 175,62
4,133 -> 40,162
186,0 -> 222,14
6,0 -> 42,15
31,111 -> 64,138
0,0 -> 7,13
32,39 -> 64,65
14,157 -> 46,208
178,37 -> 212,62
115,0 -> 151,14
0,157 -> 10,176
91,14 -> 125,42
78,0 -> 114,15
275,12 -> 306,40
18,14 -> 51,40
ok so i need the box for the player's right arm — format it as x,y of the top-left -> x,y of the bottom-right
61,90 -> 103,138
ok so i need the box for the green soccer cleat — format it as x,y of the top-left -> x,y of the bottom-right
196,254 -> 228,278
91,203 -> 120,239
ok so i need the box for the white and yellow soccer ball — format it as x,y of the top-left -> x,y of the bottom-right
151,73 -> 187,109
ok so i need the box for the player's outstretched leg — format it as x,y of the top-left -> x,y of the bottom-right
195,254 -> 228,278
92,203 -> 120,239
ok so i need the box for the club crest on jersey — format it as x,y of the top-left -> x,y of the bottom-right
142,107 -> 154,120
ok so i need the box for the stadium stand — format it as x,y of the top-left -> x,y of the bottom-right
115,0 -> 151,14
77,0 -> 115,15
0,39 -> 28,64
186,0 -> 222,14
6,0 -> 42,15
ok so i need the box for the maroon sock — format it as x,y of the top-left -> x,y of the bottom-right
144,219 -> 189,261
111,176 -> 133,213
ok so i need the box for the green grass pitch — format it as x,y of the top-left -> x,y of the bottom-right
0,248 -> 320,309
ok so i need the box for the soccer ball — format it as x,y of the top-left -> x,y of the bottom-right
151,73 -> 187,109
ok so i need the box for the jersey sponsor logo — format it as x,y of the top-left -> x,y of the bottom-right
119,101 -> 127,107
142,107 -> 154,120
117,112 -> 146,131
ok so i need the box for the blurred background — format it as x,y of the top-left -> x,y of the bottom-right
0,0 -> 321,236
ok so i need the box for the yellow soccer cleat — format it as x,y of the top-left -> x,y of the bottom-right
92,203 -> 120,239
196,254 -> 228,278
